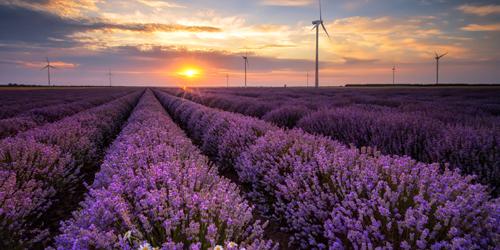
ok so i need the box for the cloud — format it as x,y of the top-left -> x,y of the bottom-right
457,4 -> 500,16
259,0 -> 313,7
136,0 -> 185,9
342,57 -> 379,65
317,15 -> 477,63
254,44 -> 297,49
2,0 -> 100,18
0,59 -> 78,69
91,22 -> 221,33
0,4 -> 221,48
461,23 -> 500,31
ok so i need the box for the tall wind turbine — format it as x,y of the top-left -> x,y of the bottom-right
435,52 -> 448,85
312,0 -> 330,88
242,52 -> 249,87
41,57 -> 56,86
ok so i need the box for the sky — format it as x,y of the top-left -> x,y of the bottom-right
0,0 -> 499,87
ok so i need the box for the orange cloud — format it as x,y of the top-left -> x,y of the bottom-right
101,23 -> 222,33
322,16 -> 469,62
260,0 -> 314,6
136,0 -> 185,9
0,59 -> 77,69
4,0 -> 99,18
457,4 -> 500,16
461,23 -> 500,32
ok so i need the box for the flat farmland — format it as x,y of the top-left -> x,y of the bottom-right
1,87 -> 499,249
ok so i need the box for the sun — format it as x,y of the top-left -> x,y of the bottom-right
179,68 -> 200,78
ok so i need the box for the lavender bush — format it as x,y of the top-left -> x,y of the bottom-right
298,107 -> 500,194
0,91 -> 142,248
0,88 -> 132,119
55,91 -> 276,250
0,89 -> 132,139
168,88 -> 499,194
155,90 -> 500,249
262,105 -> 311,128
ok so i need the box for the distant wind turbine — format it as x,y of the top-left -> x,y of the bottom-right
392,65 -> 396,85
41,57 -> 56,86
435,52 -> 448,85
307,72 -> 309,87
108,68 -> 112,87
226,73 -> 229,88
242,52 -> 249,87
312,0 -> 330,88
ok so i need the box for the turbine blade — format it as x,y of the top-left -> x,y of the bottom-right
41,65 -> 48,70
434,51 -> 438,57
321,23 -> 330,39
319,0 -> 322,21
440,52 -> 448,58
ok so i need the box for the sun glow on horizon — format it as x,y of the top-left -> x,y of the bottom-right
178,67 -> 201,78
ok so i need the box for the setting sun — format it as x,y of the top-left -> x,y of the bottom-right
179,68 -> 200,78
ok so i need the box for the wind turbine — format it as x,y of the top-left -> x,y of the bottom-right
312,0 -> 330,88
307,72 -> 309,87
41,57 -> 56,86
108,68 -> 112,87
226,73 -> 229,88
435,52 -> 448,85
242,52 -> 249,87
392,65 -> 396,85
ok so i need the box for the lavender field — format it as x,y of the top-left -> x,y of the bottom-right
1,87 -> 499,249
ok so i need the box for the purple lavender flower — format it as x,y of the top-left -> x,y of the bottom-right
55,91 -> 276,250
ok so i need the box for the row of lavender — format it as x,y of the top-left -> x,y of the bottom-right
170,88 -> 500,195
196,87 -> 500,120
0,88 -> 133,119
182,87 -> 500,129
0,90 -> 142,248
0,88 -> 134,139
54,90 -> 276,250
179,87 -> 500,129
154,89 -> 499,249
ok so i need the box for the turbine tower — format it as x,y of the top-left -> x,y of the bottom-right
108,69 -> 112,87
435,52 -> 448,85
226,73 -> 229,88
41,57 -> 56,86
242,53 -> 249,87
392,65 -> 396,85
312,0 -> 330,88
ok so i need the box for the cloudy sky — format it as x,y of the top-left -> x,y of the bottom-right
0,0 -> 499,86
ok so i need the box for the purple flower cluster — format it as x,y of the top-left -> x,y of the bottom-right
298,107 -> 500,194
262,105 -> 311,129
155,93 -> 275,172
0,91 -> 142,248
0,89 -> 132,139
154,90 -> 499,249
55,91 -> 276,250
0,88 -> 134,119
297,107 -> 441,162
167,88 -> 500,195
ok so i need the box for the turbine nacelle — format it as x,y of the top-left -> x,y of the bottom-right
312,20 -> 322,25
435,52 -> 448,60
